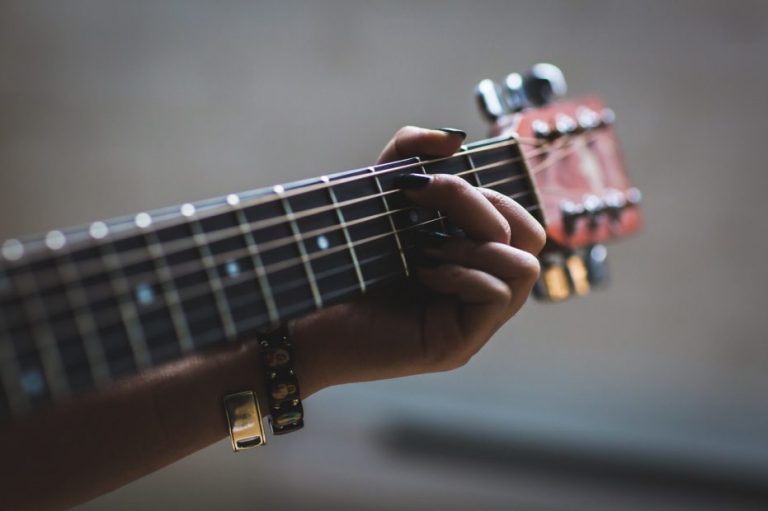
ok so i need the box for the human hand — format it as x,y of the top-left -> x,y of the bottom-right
291,127 -> 546,396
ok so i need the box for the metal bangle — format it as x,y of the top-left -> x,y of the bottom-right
258,324 -> 305,435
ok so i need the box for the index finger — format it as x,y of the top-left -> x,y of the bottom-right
397,173 -> 511,244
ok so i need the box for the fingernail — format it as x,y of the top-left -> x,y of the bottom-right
415,229 -> 451,249
436,128 -> 467,140
394,173 -> 432,190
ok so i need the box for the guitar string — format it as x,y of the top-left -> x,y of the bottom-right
2,136 -> 593,341
1,139 -> 594,392
3,176 -> 533,333
2,139 -> 588,355
0,132 -> 596,304
0,139 -> 573,308
1,135 -> 540,268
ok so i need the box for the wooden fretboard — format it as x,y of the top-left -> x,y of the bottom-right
0,135 -> 538,420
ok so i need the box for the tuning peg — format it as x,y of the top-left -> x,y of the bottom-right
501,63 -> 568,114
475,79 -> 507,122
585,244 -> 609,286
565,253 -> 590,296
503,72 -> 528,113
534,254 -> 571,302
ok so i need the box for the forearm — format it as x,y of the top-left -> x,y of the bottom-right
0,340 -> 284,510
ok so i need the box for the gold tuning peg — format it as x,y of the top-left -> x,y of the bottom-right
565,253 -> 590,296
536,255 -> 571,302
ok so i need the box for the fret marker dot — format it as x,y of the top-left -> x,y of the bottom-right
226,194 -> 240,206
181,203 -> 196,217
409,210 -> 420,224
135,213 -> 152,229
89,221 -> 109,239
45,230 -> 66,250
316,235 -> 330,250
135,283 -> 155,305
225,260 -> 241,278
2,239 -> 24,261
21,369 -> 45,397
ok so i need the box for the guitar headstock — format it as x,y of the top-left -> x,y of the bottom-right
476,64 -> 642,302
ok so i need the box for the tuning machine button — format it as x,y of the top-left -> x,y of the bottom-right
523,63 -> 568,107
561,200 -> 585,235
626,187 -> 642,206
476,79 -> 507,121
583,195 -> 606,229
576,107 -> 601,131
604,189 -> 627,222
500,62 -> 568,114
535,254 -> 571,302
585,244 -> 609,286
600,107 -> 616,127
565,253 -> 590,296
555,114 -> 579,136
531,119 -> 553,140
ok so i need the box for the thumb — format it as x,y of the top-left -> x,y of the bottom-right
377,126 -> 466,163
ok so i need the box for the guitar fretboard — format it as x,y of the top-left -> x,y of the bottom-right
0,135 -> 538,420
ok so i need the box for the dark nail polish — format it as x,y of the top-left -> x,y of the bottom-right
437,128 -> 467,140
394,173 -> 432,190
415,230 -> 451,249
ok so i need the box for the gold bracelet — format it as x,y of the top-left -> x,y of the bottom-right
223,390 -> 267,451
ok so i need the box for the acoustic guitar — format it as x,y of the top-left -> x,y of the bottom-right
0,63 -> 642,421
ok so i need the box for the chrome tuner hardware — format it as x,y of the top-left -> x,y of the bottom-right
534,253 -> 571,302
585,244 -> 609,286
476,79 -> 506,121
478,63 -> 567,121
504,63 -> 568,111
534,245 -> 610,302
561,188 -> 643,235
561,200 -> 585,235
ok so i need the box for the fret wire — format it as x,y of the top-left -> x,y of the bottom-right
187,217 -> 238,341
324,177 -> 366,293
416,160 -> 449,233
54,254 -> 111,385
99,244 -> 153,369
369,167 -> 410,277
142,229 -> 195,354
234,207 -> 279,325
8,190 -> 535,369
7,150 -> 543,300
5,133 -> 569,275
4,149 -> 545,339
6,175 -> 534,335
461,145 -> 482,187
14,271 -> 70,400
276,187 -> 323,310
0,305 -> 27,415
58,247 -> 414,386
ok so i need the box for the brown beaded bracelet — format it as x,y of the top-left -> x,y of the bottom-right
258,324 -> 304,435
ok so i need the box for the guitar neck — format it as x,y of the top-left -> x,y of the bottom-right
0,135 -> 538,419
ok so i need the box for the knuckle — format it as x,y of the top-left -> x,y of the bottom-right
530,223 -> 547,254
498,221 -> 513,245
396,125 -> 417,137
519,252 -> 541,281
422,336 -> 474,372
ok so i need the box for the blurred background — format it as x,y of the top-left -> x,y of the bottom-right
1,1 -> 767,509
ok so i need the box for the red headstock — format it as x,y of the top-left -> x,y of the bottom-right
500,96 -> 642,248
477,64 -> 642,301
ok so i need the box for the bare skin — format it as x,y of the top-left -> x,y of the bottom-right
0,127 -> 545,510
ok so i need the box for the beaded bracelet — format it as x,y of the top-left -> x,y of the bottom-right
258,324 -> 304,435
